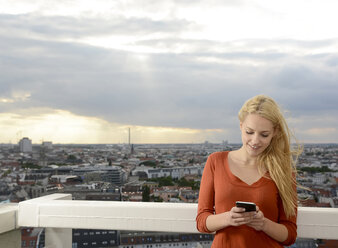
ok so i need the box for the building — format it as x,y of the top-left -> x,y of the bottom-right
119,231 -> 213,248
132,165 -> 203,180
71,186 -> 121,248
21,227 -> 44,248
74,166 -> 126,186
19,137 -> 32,153
42,141 -> 53,149
73,229 -> 119,248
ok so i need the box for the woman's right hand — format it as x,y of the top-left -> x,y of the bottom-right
225,206 -> 256,226
206,206 -> 257,232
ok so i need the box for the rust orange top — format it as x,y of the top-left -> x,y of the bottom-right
196,151 -> 297,247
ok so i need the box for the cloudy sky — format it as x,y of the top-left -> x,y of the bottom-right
1,0 -> 338,144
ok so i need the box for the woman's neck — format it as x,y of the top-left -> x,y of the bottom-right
233,147 -> 258,167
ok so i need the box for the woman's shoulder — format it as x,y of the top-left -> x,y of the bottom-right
204,151 -> 229,172
208,151 -> 229,161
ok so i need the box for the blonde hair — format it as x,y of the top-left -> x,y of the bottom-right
238,95 -> 302,218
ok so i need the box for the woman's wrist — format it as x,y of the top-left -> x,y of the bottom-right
223,211 -> 230,228
260,217 -> 289,242
261,217 -> 268,233
206,211 -> 231,232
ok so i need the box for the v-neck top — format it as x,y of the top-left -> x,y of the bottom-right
196,151 -> 297,247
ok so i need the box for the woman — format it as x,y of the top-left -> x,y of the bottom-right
196,95 -> 301,247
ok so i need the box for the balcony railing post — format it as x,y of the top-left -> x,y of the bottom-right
0,229 -> 21,248
18,194 -> 73,247
0,203 -> 20,247
45,228 -> 72,248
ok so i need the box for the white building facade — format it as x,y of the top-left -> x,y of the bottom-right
19,137 -> 32,153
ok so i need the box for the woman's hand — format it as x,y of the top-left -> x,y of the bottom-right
225,206 -> 256,227
246,206 -> 266,231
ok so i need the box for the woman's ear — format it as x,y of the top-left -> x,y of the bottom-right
240,122 -> 243,131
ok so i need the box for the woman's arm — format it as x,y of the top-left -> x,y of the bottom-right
196,155 -> 216,233
206,207 -> 256,232
262,217 -> 288,242
246,207 -> 288,242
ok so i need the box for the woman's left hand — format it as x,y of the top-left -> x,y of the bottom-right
246,206 -> 266,231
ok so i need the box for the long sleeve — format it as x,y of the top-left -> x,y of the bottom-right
277,190 -> 298,245
196,155 -> 215,233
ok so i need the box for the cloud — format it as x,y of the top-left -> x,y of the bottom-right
1,1 -> 338,143
0,13 -> 197,40
0,109 -> 227,144
0,91 -> 31,103
305,128 -> 336,135
1,33 -> 338,135
288,115 -> 338,143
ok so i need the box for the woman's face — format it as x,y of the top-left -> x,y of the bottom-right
240,113 -> 275,157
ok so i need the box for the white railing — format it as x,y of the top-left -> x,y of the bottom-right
0,193 -> 338,247
0,203 -> 20,247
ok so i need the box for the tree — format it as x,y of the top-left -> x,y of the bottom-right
148,176 -> 174,187
22,163 -> 41,169
142,185 -> 150,202
140,160 -> 157,167
67,154 -> 77,161
3,169 -> 11,177
150,195 -> 163,202
177,178 -> 200,190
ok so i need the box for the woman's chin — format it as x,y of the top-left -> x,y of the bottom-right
246,146 -> 262,156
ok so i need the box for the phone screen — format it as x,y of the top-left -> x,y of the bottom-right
236,201 -> 256,212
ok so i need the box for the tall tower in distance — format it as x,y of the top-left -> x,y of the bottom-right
128,128 -> 134,154
128,128 -> 131,146
19,137 -> 32,153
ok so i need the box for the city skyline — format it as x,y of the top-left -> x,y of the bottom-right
1,0 -> 338,144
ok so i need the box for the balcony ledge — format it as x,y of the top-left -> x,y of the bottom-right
0,193 -> 337,241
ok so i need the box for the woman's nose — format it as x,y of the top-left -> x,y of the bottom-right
252,134 -> 260,144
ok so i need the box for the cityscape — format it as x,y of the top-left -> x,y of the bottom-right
0,138 -> 337,248
2,1 -> 338,248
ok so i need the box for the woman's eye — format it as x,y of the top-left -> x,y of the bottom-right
261,134 -> 269,138
246,131 -> 254,135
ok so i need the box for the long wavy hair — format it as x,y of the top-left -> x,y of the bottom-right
238,95 -> 302,218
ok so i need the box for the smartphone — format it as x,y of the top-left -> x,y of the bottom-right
236,201 -> 257,212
